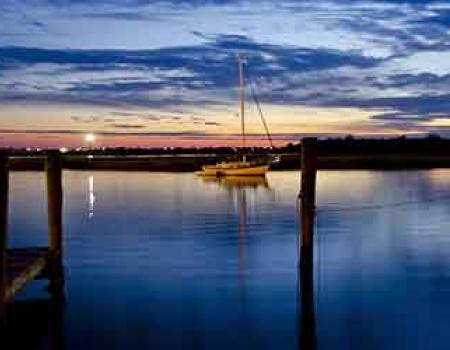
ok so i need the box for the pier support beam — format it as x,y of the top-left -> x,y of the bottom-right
299,137 -> 317,349
46,152 -> 64,297
0,154 -> 8,326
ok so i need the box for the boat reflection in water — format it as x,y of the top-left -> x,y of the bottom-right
197,175 -> 270,242
198,174 -> 269,188
198,175 -> 271,303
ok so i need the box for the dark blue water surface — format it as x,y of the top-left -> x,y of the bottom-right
6,170 -> 450,349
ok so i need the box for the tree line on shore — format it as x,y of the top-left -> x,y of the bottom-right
2,134 -> 449,156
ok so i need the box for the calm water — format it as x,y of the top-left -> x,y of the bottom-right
6,170 -> 450,349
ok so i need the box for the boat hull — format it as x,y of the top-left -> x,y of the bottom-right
197,165 -> 269,177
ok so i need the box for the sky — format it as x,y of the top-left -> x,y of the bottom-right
0,0 -> 449,148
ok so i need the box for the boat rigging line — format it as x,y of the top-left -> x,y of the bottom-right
245,67 -> 274,149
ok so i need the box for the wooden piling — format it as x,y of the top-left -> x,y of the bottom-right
46,152 -> 64,295
298,137 -> 317,349
0,153 -> 9,325
300,137 -> 317,249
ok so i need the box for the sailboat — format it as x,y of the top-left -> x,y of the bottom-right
197,55 -> 271,177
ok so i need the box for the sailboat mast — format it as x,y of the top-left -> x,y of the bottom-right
238,55 -> 246,150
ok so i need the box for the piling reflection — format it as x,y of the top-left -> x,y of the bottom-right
298,244 -> 316,350
3,298 -> 64,349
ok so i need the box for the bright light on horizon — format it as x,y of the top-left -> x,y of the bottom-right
85,133 -> 96,143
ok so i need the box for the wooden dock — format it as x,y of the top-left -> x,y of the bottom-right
0,151 -> 64,326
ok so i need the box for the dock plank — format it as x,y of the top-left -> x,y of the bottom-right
4,248 -> 49,302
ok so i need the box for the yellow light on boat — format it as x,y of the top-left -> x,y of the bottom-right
59,147 -> 68,153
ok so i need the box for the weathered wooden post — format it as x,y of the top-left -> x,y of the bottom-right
0,153 -> 9,325
46,151 -> 64,296
298,137 -> 317,349
300,137 -> 317,250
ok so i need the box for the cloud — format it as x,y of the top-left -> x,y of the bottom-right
0,34 -> 381,111
70,115 -> 101,123
370,112 -> 449,122
331,4 -> 450,56
417,8 -> 450,27
0,34 -> 380,73
109,123 -> 146,129
369,73 -> 450,89
79,12 -> 157,21
343,94 -> 450,115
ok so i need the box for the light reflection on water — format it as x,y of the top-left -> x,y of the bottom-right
88,175 -> 95,220
6,170 -> 450,349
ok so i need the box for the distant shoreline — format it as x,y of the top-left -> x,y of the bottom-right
4,137 -> 450,171
6,153 -> 450,171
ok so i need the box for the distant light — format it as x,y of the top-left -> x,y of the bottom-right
85,133 -> 96,143
87,155 -> 94,159
59,147 -> 68,153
